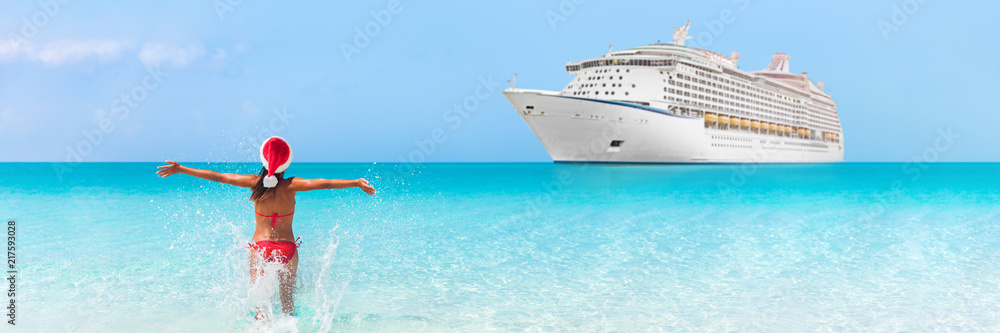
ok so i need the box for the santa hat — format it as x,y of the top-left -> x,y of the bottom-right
259,136 -> 292,188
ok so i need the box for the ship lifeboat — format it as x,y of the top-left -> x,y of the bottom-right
741,119 -> 751,129
805,129 -> 811,137
798,128 -> 806,136
705,113 -> 718,124
719,115 -> 730,126
777,125 -> 785,133
751,120 -> 760,130
730,117 -> 741,127
769,123 -> 778,132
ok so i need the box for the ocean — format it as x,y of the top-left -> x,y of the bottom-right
2,162 -> 999,332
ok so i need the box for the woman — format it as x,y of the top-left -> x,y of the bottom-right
156,136 -> 376,317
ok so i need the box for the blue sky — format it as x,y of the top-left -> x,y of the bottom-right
1,0 -> 996,162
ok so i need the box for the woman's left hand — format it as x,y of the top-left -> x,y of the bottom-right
156,160 -> 183,178
357,178 -> 376,195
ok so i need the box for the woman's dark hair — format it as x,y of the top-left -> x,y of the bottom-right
250,167 -> 284,202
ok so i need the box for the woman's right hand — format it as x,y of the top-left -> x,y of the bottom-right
356,178 -> 376,195
156,160 -> 183,178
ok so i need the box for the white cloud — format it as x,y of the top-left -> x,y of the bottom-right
0,42 -> 24,62
242,99 -> 260,116
31,40 -> 128,66
0,40 -> 127,66
0,109 -> 36,135
2,40 -> 210,68
138,43 -> 204,68
205,47 -> 229,71
212,48 -> 227,60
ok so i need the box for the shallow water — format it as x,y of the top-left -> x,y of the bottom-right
3,162 -> 1000,332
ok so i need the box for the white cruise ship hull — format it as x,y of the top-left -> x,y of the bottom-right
505,89 -> 844,164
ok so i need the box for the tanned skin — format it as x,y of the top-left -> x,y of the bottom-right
156,160 -> 375,317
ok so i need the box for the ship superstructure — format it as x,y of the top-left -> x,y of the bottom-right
504,21 -> 844,163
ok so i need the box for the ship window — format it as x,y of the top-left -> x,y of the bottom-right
526,106 -> 534,110
632,84 -> 636,88
610,140 -> 624,147
625,92 -> 629,96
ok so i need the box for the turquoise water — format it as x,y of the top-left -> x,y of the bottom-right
3,162 -> 1000,332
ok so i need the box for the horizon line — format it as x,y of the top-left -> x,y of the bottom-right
0,161 -> 994,164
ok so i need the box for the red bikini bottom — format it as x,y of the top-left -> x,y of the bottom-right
248,238 -> 301,264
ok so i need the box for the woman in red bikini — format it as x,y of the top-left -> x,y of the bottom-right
156,136 -> 376,317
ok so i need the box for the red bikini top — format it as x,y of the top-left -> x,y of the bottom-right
256,211 -> 294,228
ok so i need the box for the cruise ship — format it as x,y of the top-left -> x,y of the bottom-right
503,21 -> 844,163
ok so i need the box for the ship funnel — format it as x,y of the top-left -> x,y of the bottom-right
669,21 -> 692,46
764,53 -> 791,72
731,50 -> 740,65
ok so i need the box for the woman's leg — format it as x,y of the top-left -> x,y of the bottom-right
249,249 -> 261,283
249,249 -> 267,320
279,252 -> 299,315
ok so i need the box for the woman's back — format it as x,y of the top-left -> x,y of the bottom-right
252,177 -> 297,243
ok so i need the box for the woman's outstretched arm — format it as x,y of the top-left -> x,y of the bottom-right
156,160 -> 257,188
289,177 -> 376,195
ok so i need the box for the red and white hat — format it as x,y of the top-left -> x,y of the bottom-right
260,136 -> 292,188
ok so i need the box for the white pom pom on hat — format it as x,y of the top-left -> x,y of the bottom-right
262,175 -> 279,188
260,136 -> 292,188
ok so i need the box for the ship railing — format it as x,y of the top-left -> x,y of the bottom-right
503,88 -> 560,95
